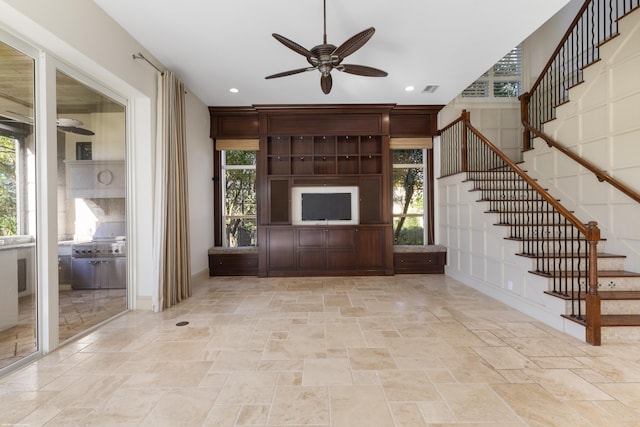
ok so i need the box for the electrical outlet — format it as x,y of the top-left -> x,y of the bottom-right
507,280 -> 514,290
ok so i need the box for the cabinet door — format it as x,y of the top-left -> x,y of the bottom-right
298,249 -> 326,270
267,228 -> 295,270
327,249 -> 357,270
298,228 -> 325,247
269,179 -> 290,223
359,176 -> 382,224
356,227 -> 384,269
326,228 -> 355,248
326,228 -> 356,270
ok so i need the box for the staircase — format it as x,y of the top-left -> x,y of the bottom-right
465,168 -> 640,342
439,1 -> 640,344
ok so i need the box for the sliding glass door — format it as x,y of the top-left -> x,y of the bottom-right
0,35 -> 129,372
0,40 -> 38,369
55,71 -> 127,342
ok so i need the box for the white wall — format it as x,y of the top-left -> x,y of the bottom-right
185,93 -> 214,277
439,102 -> 524,162
438,172 -> 584,340
438,0 -> 585,163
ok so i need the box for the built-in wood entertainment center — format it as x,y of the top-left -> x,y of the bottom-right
208,104 -> 444,277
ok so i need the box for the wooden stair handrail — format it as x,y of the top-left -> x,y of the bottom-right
461,112 -> 596,240
528,0 -> 592,96
520,93 -> 640,204
440,110 -> 602,345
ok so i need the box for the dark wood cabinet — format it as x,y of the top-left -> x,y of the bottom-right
266,135 -> 384,177
211,104 -> 443,277
393,250 -> 446,274
266,228 -> 295,271
208,249 -> 258,276
261,225 -> 389,276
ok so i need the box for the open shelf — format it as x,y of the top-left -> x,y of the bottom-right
267,134 -> 383,177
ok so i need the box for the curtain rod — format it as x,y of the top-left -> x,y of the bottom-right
132,52 -> 164,75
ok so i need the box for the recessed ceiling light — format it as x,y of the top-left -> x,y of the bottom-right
405,86 -> 415,92
229,88 -> 239,93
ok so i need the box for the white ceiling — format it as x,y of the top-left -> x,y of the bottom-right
95,0 -> 571,107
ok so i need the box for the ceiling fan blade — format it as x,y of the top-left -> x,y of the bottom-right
265,67 -> 316,79
320,73 -> 332,94
58,126 -> 95,135
332,27 -> 376,59
338,64 -> 388,77
272,33 -> 314,58
57,117 -> 84,127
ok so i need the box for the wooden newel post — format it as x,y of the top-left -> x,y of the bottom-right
461,110 -> 469,172
585,221 -> 601,346
519,92 -> 531,151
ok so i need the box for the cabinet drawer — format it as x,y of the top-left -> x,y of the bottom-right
209,253 -> 258,276
393,252 -> 445,274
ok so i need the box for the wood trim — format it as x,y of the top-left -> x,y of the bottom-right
213,148 -> 222,247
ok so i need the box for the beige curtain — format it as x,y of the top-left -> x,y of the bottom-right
154,70 -> 191,310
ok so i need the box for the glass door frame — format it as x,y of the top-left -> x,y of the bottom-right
0,28 -> 131,375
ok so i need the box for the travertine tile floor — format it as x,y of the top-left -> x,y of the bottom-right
0,288 -> 127,369
2,274 -> 640,426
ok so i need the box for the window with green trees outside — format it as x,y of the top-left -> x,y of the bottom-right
392,149 -> 425,245
222,150 -> 257,247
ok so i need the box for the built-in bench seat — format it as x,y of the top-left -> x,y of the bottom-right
393,245 -> 447,274
208,246 -> 258,276
208,245 -> 447,276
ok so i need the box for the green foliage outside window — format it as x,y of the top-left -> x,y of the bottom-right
224,150 -> 257,246
0,135 -> 17,236
392,149 -> 424,245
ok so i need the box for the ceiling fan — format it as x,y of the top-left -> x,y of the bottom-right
265,0 -> 388,94
56,117 -> 95,135
2,111 -> 95,135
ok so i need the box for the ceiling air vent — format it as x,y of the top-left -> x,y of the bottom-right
422,85 -> 439,93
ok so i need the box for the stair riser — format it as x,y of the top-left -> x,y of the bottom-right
510,228 -> 586,240
473,190 -> 540,197
528,257 -> 625,271
546,276 -> 640,293
520,240 -> 604,254
488,212 -> 588,226
597,277 -> 640,292
568,300 -> 640,316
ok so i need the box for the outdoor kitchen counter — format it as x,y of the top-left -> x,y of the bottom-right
0,236 -> 35,331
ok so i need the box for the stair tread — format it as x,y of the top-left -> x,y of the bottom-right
545,290 -> 640,300
517,252 -> 624,259
531,270 -> 640,278
479,198 -> 550,202
488,210 -> 575,214
470,188 -> 543,191
496,223 -> 588,227
506,236 -> 594,242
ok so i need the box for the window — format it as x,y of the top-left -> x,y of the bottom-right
392,149 -> 425,245
222,150 -> 257,247
0,135 -> 17,235
462,45 -> 522,98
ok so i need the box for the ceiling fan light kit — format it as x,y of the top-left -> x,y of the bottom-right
266,0 -> 387,94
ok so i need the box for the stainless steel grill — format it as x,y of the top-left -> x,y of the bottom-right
70,221 -> 126,290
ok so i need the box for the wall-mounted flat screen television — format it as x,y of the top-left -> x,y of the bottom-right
291,186 -> 359,225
